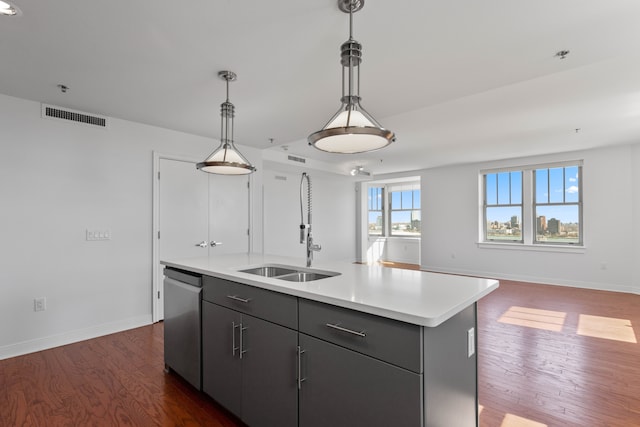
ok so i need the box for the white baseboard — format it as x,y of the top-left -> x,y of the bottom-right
421,265 -> 640,295
0,314 -> 153,360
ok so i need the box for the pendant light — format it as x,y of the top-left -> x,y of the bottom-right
197,71 -> 256,175
308,0 -> 395,154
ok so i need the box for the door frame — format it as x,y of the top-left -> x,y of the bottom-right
152,152 -> 201,323
152,151 -> 256,323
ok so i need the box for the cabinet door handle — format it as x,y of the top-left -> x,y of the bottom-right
232,322 -> 240,357
226,295 -> 251,303
297,346 -> 307,390
325,323 -> 366,338
239,325 -> 248,359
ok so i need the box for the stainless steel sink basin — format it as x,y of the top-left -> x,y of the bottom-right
277,271 -> 337,282
238,264 -> 340,282
238,266 -> 298,277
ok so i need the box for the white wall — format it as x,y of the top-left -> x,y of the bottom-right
262,166 -> 356,263
0,94 -> 262,358
420,144 -> 640,294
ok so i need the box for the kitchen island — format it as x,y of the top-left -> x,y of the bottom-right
162,253 -> 498,427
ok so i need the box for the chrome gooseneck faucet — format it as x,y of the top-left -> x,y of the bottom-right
300,172 -> 321,267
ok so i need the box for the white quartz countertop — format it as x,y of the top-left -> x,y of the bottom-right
161,253 -> 499,327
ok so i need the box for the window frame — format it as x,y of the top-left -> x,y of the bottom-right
533,165 -> 583,245
367,186 -> 385,236
483,170 -> 524,243
480,160 -> 584,248
388,185 -> 421,237
367,181 -> 421,238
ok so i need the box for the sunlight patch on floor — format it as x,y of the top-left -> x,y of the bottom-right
577,314 -> 637,343
501,413 -> 548,427
498,306 -> 567,332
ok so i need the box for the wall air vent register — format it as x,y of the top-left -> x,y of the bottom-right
287,155 -> 306,164
41,104 -> 109,128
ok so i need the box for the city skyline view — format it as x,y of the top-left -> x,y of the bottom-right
485,165 -> 581,243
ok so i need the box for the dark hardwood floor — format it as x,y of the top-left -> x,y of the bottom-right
478,280 -> 640,427
1,277 -> 639,426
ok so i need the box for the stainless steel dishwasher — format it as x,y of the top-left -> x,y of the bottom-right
163,267 -> 202,390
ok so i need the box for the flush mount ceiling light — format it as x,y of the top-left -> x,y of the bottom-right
196,71 -> 256,175
308,0 -> 395,154
0,0 -> 20,16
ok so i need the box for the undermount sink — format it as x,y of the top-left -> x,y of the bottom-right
277,271 -> 336,282
238,264 -> 340,282
239,266 -> 298,277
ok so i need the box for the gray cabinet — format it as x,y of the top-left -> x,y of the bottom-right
298,333 -> 423,427
202,301 -> 242,415
298,299 -> 424,427
202,278 -> 298,427
298,299 -> 423,372
201,274 -> 479,427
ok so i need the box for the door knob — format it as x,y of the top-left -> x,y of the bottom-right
210,241 -> 223,247
195,241 -> 208,248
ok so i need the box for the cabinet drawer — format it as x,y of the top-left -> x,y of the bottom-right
299,299 -> 423,373
203,276 -> 298,329
299,334 -> 423,427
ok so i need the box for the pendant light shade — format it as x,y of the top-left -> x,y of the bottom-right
308,0 -> 395,154
197,71 -> 256,175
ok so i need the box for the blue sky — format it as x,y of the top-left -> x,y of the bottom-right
486,166 -> 580,223
368,189 -> 420,224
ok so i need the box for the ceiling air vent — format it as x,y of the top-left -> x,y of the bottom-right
41,104 -> 109,129
287,155 -> 306,164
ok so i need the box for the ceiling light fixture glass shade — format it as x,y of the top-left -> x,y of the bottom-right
0,1 -> 20,16
308,0 -> 395,154
196,71 -> 256,175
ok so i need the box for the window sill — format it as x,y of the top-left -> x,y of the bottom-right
368,236 -> 421,241
477,241 -> 586,254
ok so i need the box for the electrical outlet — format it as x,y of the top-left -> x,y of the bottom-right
467,327 -> 475,358
34,297 -> 46,312
86,229 -> 111,241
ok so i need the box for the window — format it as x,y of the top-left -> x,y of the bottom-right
389,185 -> 421,236
534,165 -> 582,244
367,181 -> 421,237
368,186 -> 384,236
481,162 -> 583,246
484,171 -> 523,242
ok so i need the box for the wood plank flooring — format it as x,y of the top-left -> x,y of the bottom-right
478,280 -> 640,427
1,278 -> 639,426
0,323 -> 241,427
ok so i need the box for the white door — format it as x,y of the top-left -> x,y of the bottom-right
155,157 -> 249,320
208,174 -> 250,253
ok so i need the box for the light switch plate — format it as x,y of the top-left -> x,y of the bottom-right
467,327 -> 475,358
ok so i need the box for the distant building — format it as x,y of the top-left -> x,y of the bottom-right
537,216 -> 547,233
548,218 -> 560,234
510,215 -> 519,229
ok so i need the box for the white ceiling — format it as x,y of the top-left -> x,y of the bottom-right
2,0 -> 640,175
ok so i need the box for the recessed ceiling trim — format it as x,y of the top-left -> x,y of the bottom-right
41,104 -> 110,129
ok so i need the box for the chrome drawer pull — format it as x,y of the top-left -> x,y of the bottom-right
232,322 -> 240,357
226,295 -> 251,303
325,323 -> 366,338
297,346 -> 307,390
239,325 -> 248,359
